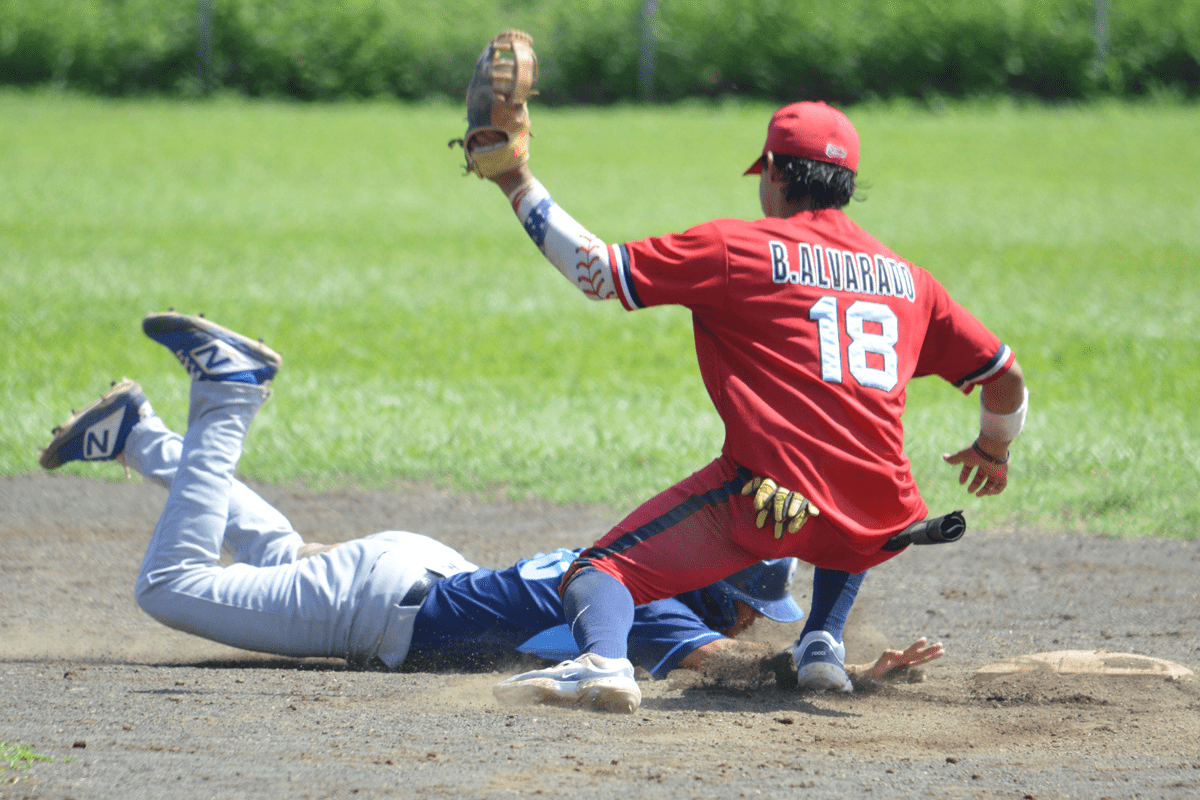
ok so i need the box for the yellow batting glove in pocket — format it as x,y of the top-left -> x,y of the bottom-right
741,476 -> 820,539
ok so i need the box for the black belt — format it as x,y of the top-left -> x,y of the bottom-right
400,570 -> 439,606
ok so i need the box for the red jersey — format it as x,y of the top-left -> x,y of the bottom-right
607,208 -> 1013,544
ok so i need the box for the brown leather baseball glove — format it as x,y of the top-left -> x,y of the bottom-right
450,30 -> 538,179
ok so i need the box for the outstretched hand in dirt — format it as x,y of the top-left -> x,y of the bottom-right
849,637 -> 944,682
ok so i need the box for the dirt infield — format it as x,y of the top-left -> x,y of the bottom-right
3,473 -> 1199,799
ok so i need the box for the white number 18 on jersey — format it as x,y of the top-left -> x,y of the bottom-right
809,297 -> 899,391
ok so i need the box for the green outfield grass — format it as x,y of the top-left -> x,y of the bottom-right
2,91 -> 1196,537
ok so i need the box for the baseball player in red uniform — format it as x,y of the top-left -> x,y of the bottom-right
39,312 -> 945,685
479,101 -> 1028,713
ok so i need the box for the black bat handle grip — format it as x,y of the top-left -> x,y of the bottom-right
881,510 -> 966,551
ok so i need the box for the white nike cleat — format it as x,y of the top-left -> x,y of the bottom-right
493,653 -> 641,713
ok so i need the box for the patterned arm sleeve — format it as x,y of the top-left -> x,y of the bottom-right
506,178 -> 619,300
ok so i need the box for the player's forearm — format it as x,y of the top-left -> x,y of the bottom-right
491,165 -> 534,197
977,361 -> 1027,456
492,168 -> 618,301
981,361 -> 1026,417
675,637 -> 771,670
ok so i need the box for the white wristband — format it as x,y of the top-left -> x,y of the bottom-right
980,387 -> 1028,441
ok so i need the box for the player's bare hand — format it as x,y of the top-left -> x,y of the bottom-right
942,439 -> 1009,496
742,476 -> 819,538
855,638 -> 944,682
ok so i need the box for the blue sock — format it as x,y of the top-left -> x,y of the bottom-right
561,569 -> 634,660
799,567 -> 866,643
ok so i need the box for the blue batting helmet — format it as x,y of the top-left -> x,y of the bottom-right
681,558 -> 804,631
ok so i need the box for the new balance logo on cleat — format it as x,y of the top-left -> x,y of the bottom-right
188,340 -> 267,379
83,408 -> 126,459
39,379 -> 153,471
143,311 -> 282,386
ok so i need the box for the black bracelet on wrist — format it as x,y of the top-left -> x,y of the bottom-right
972,440 -> 1010,465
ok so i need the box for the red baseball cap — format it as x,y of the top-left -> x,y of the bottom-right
744,101 -> 860,175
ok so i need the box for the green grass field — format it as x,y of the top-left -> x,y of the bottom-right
2,91 -> 1196,537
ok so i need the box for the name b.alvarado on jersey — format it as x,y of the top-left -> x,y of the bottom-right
766,239 -> 917,302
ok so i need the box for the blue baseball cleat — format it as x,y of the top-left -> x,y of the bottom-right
142,311 -> 281,385
39,379 -> 154,470
493,653 -> 641,713
793,630 -> 853,693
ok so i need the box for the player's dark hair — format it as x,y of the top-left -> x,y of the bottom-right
770,155 -> 857,209
689,587 -> 738,631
